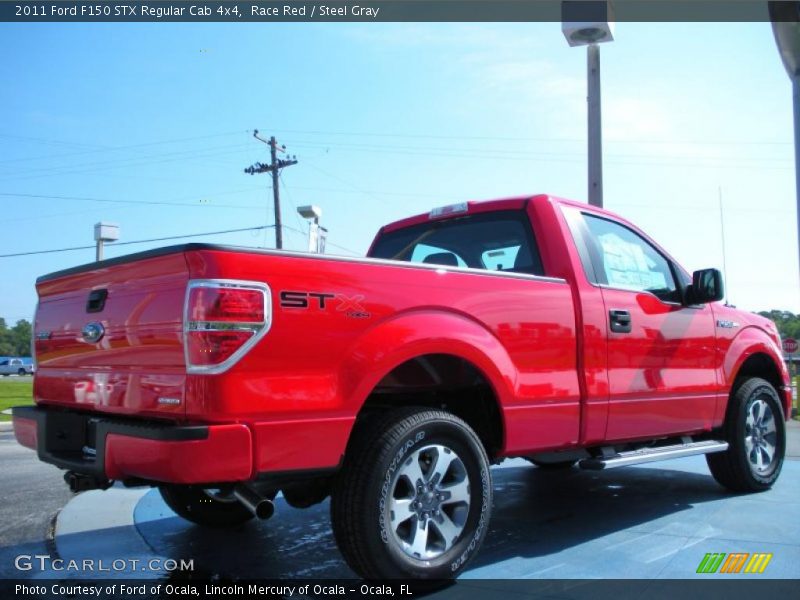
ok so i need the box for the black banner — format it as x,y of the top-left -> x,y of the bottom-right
1,1 -> 799,23
2,578 -> 799,600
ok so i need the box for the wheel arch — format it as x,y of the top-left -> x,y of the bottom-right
724,328 -> 791,419
337,310 -> 515,459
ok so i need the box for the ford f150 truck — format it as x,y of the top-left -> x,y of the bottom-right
12,195 -> 790,580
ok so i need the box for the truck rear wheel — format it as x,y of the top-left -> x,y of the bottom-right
706,377 -> 786,492
159,485 -> 265,528
331,409 -> 492,579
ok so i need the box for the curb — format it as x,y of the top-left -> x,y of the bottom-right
0,422 -> 13,432
51,486 -> 162,578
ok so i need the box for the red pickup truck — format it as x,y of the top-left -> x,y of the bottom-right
13,194 -> 790,579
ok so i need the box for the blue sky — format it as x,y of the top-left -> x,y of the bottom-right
0,21 -> 797,325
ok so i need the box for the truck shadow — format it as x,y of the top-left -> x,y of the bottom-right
133,459 -> 731,580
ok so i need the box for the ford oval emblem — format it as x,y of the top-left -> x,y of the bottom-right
81,322 -> 105,344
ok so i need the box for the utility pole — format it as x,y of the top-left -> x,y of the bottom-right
244,130 -> 298,249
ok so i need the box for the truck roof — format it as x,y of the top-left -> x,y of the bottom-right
378,194 -> 632,235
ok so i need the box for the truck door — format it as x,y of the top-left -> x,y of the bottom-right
578,213 -> 717,441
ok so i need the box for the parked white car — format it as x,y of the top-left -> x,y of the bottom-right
0,358 -> 33,376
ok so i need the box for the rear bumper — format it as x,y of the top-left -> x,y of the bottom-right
11,406 -> 252,484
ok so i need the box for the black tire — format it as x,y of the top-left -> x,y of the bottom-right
159,485 -> 264,528
706,377 -> 786,492
528,458 -> 577,470
331,408 -> 493,579
17,369 -> 26,376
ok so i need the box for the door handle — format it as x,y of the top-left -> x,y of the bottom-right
609,309 -> 632,333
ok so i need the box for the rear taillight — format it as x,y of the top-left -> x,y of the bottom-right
184,280 -> 271,373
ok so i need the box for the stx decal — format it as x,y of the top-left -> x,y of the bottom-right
279,291 -> 334,309
280,291 -> 371,319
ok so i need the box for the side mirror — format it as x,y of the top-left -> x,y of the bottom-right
687,268 -> 724,304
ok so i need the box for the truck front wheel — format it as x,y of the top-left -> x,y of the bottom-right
159,485 -> 265,528
331,409 -> 493,579
706,377 -> 786,492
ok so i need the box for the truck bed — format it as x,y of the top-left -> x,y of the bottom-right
32,242 -> 579,472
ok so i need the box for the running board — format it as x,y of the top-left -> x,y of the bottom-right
579,440 -> 729,470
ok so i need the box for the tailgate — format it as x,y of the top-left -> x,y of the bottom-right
33,251 -> 189,419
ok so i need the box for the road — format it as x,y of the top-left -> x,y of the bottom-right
0,429 -> 73,578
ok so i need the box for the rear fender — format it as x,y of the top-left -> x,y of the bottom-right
338,309 -> 516,442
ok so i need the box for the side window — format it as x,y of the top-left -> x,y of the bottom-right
583,214 -> 679,303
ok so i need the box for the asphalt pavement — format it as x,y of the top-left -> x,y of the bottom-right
0,430 -> 73,578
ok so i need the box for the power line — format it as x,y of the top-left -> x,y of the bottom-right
0,142 -> 255,181
281,224 -> 360,256
289,140 -> 791,170
302,159 -> 374,196
0,130 -> 248,165
261,127 -> 792,147
0,222 -> 361,258
0,226 -> 273,258
277,173 -> 362,255
289,138 -> 791,164
0,133 -> 107,150
0,191 -> 264,210
278,172 -> 311,233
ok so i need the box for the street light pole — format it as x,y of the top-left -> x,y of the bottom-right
587,43 -> 603,207
297,205 -> 325,253
562,1 -> 614,209
94,222 -> 119,262
794,76 -> 800,273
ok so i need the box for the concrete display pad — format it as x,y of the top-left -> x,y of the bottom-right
49,456 -> 800,581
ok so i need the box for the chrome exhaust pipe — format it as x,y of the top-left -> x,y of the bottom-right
233,484 -> 274,520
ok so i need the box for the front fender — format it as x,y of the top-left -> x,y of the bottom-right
722,326 -> 791,418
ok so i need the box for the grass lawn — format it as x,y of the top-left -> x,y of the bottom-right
0,376 -> 797,421
0,378 -> 33,422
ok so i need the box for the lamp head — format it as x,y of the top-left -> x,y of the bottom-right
562,1 -> 615,47
297,205 -> 322,220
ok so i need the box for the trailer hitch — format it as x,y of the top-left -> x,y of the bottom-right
64,471 -> 112,493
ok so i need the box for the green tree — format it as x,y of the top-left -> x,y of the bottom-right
0,318 -> 32,357
0,318 -> 14,356
10,320 -> 32,356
